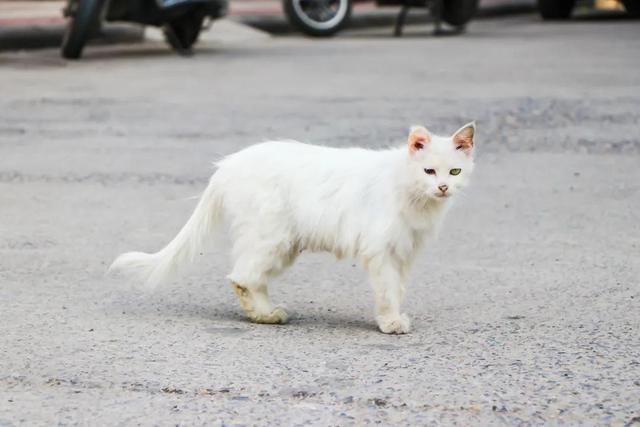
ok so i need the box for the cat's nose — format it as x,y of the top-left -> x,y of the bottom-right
438,184 -> 449,193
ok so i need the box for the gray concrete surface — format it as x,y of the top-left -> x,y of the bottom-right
1,14 -> 639,426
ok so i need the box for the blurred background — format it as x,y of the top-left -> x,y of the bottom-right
1,0 -> 639,425
0,0 -> 637,52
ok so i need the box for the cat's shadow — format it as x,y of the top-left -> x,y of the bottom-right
122,298 -> 379,333
205,304 -> 379,333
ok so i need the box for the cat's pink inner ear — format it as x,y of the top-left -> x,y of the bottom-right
452,123 -> 475,154
408,126 -> 431,154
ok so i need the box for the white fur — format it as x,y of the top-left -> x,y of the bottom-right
110,123 -> 476,333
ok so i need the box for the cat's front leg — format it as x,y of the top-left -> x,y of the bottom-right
367,258 -> 411,334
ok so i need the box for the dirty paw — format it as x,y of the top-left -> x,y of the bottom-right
377,313 -> 411,334
248,306 -> 289,325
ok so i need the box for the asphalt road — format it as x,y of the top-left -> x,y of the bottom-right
1,13 -> 639,426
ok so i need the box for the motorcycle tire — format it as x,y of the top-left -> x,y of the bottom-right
622,0 -> 640,16
61,0 -> 104,59
442,0 -> 479,27
163,11 -> 206,55
537,0 -> 575,20
283,0 -> 352,37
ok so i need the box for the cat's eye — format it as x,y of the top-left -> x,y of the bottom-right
424,169 -> 436,175
450,168 -> 462,176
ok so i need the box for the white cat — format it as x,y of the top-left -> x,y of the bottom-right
110,122 -> 476,334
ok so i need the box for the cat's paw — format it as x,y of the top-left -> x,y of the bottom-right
248,306 -> 289,325
377,313 -> 411,334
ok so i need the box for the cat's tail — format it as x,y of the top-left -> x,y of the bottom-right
108,174 -> 224,288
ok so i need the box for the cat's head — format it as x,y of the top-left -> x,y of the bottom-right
406,122 -> 476,201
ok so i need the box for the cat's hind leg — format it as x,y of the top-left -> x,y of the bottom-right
231,282 -> 288,324
227,238 -> 298,325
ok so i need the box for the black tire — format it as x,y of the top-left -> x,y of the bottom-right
61,0 -> 104,59
283,0 -> 352,37
622,0 -> 640,17
163,11 -> 205,54
442,0 -> 479,27
537,0 -> 575,20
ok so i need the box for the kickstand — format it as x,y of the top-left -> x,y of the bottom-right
393,0 -> 446,37
394,5 -> 409,37
163,25 -> 194,57
430,0 -> 443,35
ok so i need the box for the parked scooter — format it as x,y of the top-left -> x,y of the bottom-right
283,0 -> 477,37
61,0 -> 228,59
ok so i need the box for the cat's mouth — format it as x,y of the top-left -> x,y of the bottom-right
435,193 -> 450,199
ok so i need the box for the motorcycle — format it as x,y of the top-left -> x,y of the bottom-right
282,0 -> 478,37
61,0 -> 228,59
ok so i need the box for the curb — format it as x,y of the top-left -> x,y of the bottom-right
0,23 -> 144,52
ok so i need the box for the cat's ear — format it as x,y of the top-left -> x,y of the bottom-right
452,121 -> 476,155
408,126 -> 431,155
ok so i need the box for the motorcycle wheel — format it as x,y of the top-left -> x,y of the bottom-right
163,11 -> 206,55
61,0 -> 104,59
622,0 -> 640,16
537,0 -> 575,19
283,0 -> 352,37
442,0 -> 479,27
